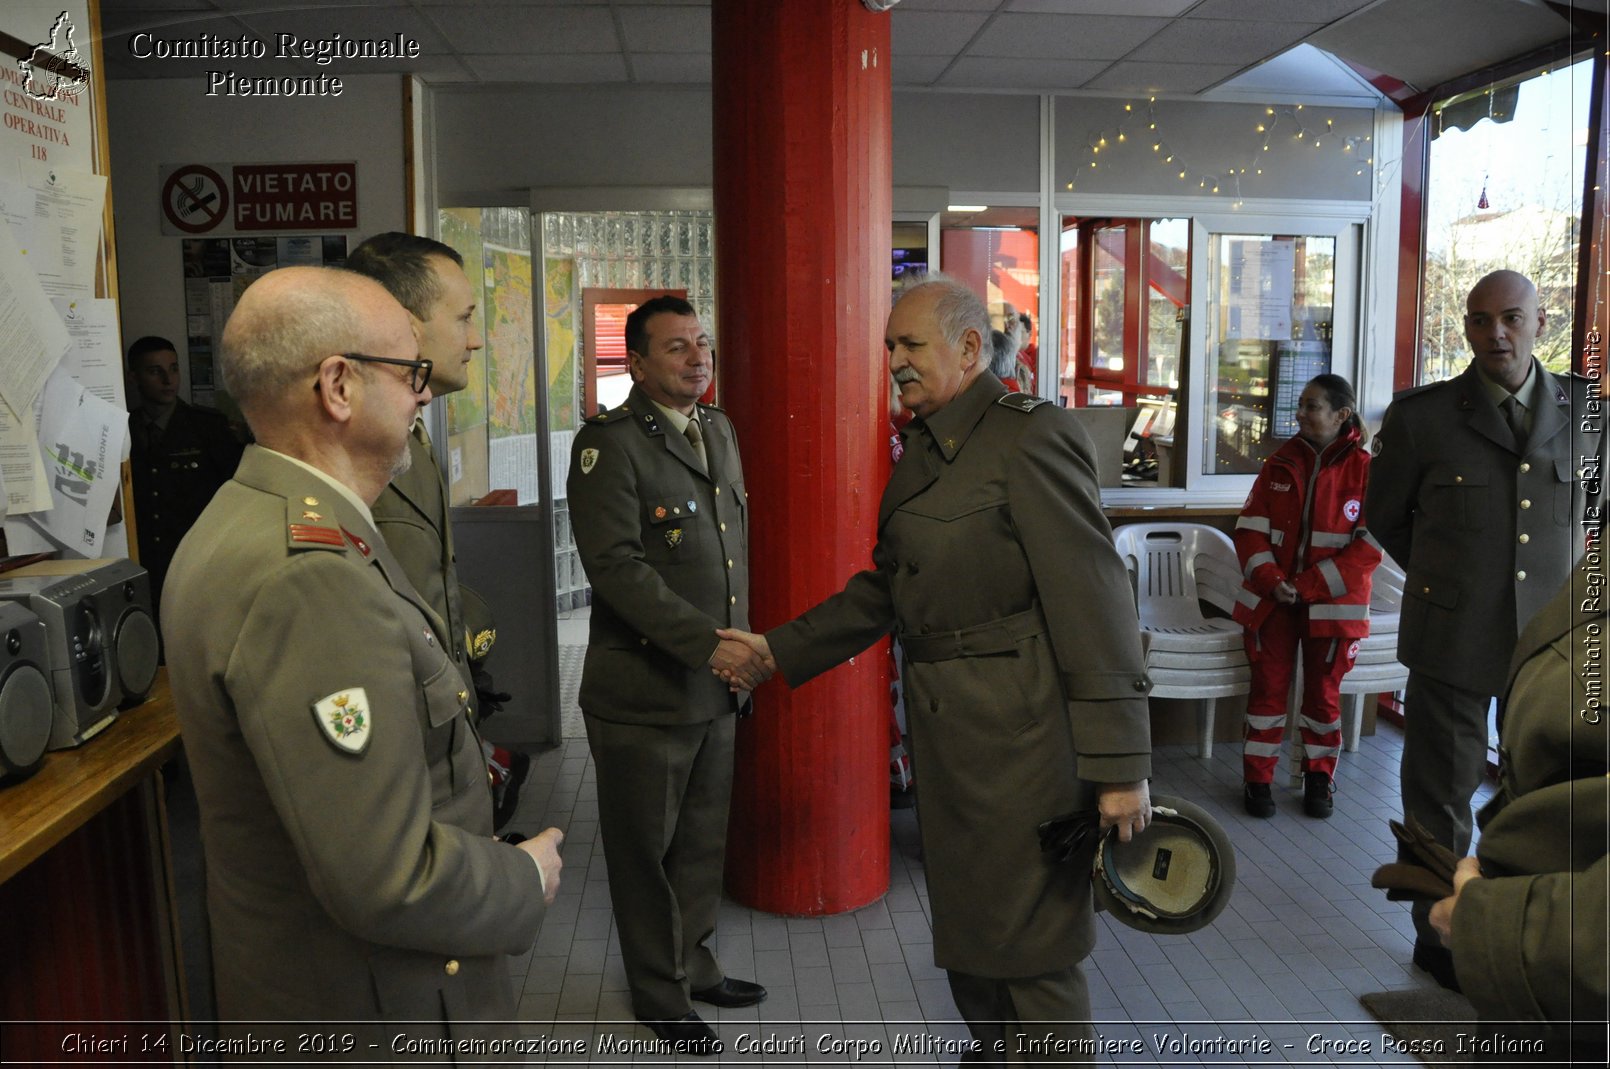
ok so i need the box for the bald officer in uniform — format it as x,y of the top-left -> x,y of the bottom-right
720,277 -> 1153,1064
1366,269 -> 1602,990
162,266 -> 563,1051
566,296 -> 769,1056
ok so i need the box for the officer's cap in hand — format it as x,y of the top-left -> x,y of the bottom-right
1090,795 -> 1236,935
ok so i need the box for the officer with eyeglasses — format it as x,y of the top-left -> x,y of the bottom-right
162,265 -> 564,1050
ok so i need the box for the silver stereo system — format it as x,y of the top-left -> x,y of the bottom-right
0,559 -> 160,750
0,601 -> 53,782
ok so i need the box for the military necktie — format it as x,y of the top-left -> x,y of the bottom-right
412,417 -> 431,448
1500,395 -> 1528,451
684,418 -> 708,474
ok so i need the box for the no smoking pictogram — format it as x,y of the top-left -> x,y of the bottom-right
162,165 -> 229,234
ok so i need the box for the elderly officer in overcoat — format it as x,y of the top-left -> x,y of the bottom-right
565,295 -> 770,1055
163,266 -> 562,1054
721,277 -> 1153,1063
1366,269 -> 1602,989
1429,553 -> 1609,1060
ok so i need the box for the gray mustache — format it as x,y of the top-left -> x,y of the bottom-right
892,368 -> 921,385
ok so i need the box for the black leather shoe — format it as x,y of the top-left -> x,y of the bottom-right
691,976 -> 768,1008
1302,772 -> 1334,819
1412,942 -> 1462,993
638,1012 -> 722,1056
1243,782 -> 1275,818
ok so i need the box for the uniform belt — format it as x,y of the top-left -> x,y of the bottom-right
898,606 -> 1047,663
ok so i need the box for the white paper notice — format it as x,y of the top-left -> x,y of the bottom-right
52,296 -> 125,407
27,169 -> 105,300
0,220 -> 71,418
0,175 -> 41,260
32,365 -> 126,553
0,394 -> 49,514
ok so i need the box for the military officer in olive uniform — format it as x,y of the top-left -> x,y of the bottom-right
126,335 -> 242,630
1366,270 -> 1603,989
163,266 -> 562,1054
721,278 -> 1153,1064
1430,554 -> 1608,1060
348,233 -> 502,694
566,296 -> 769,1056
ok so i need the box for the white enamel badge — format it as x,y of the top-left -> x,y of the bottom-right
313,688 -> 372,754
580,448 -> 600,474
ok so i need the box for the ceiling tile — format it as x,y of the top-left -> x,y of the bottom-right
464,53 -> 627,83
940,55 -> 1109,89
616,5 -> 710,52
1127,18 -> 1320,66
898,0 -> 1004,10
1187,0 -> 1373,21
422,5 -> 619,54
1009,0 -> 1195,14
1084,60 -> 1247,94
630,53 -> 712,83
891,54 -> 953,84
233,7 -> 451,60
892,11 -> 992,55
1308,0 -> 1573,90
969,13 -> 1170,59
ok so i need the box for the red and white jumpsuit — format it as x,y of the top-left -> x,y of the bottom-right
1233,425 -> 1380,784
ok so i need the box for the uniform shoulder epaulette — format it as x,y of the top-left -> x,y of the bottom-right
1391,380 -> 1444,402
585,403 -> 633,425
284,494 -> 349,553
996,392 -> 1052,413
698,400 -> 727,415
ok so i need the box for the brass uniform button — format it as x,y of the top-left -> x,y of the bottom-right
726,559 -> 734,569
1516,571 -> 1527,581
1518,533 -> 1529,544
1454,475 -> 1463,483
444,960 -> 460,976
729,595 -> 737,605
1519,462 -> 1531,473
457,690 -> 468,703
1520,499 -> 1531,509
715,486 -> 721,495
719,522 -> 727,532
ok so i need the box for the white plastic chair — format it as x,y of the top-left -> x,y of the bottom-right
1113,523 -> 1249,759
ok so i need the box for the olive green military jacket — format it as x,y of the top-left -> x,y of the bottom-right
1366,361 -> 1603,695
1451,555 -> 1608,1025
373,428 -> 482,704
163,446 -> 544,1045
768,373 -> 1152,978
566,385 -> 750,724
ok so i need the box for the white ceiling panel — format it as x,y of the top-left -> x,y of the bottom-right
940,55 -> 1110,89
1127,18 -> 1322,66
1085,60 -> 1248,94
1008,0 -> 1195,14
234,7 -> 451,59
891,54 -> 954,85
423,4 -> 619,55
898,0 -> 1004,10
464,52 -> 627,83
1216,43 -> 1381,103
630,53 -> 712,83
1187,0 -> 1377,22
617,5 -> 710,53
891,11 -> 993,55
968,13 -> 1171,59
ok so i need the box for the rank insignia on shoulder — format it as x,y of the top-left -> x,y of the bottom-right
665,528 -> 683,548
313,688 -> 371,754
289,523 -> 344,548
996,393 -> 1051,412
1369,436 -> 1383,456
580,447 -> 600,474
471,628 -> 496,659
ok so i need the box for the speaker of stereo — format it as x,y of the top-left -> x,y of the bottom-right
0,602 -> 53,783
0,558 -> 159,750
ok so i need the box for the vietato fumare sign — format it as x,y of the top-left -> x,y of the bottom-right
159,161 -> 357,235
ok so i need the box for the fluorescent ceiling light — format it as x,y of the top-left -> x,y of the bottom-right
946,204 -> 987,212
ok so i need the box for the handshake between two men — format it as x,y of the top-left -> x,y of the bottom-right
707,628 -> 775,691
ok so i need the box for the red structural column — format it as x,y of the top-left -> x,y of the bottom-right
712,0 -> 892,914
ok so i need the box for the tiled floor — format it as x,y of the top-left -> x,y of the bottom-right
499,709 -> 1493,1066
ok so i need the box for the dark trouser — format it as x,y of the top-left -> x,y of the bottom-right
584,713 -> 734,1019
947,966 -> 1093,1066
1399,671 -> 1492,947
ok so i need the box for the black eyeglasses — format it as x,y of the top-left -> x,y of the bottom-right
341,353 -> 433,394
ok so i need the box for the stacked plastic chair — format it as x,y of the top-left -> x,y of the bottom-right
1112,523 -> 1249,759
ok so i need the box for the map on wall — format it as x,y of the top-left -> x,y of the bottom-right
439,207 -> 488,442
482,242 -> 539,503
545,256 -> 577,434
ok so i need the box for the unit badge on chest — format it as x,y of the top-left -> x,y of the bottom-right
580,448 -> 600,474
313,688 -> 372,755
665,528 -> 684,549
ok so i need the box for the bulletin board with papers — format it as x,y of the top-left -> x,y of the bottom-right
0,1 -> 128,560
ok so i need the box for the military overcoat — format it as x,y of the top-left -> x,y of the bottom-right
1451,555 -> 1608,1030
1365,361 -> 1603,695
566,384 -> 750,724
768,373 -> 1152,978
163,446 -> 545,1050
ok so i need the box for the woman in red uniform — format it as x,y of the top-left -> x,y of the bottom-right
1233,374 -> 1380,819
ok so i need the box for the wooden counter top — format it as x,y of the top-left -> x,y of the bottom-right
0,671 -> 179,884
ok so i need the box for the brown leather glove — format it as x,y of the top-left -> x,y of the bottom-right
1369,816 -> 1463,901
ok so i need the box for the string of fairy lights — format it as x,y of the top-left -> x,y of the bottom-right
1066,97 -> 1374,207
